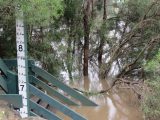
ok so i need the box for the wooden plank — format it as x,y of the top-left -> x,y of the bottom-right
0,75 -> 8,92
6,71 -> 18,94
29,76 -> 78,106
3,59 -> 17,67
0,58 -> 9,76
0,88 -> 5,94
3,59 -> 35,68
29,100 -> 61,120
29,111 -> 39,116
31,65 -> 97,106
0,94 -> 22,108
29,84 -> 87,120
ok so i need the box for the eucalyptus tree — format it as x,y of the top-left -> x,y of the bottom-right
98,0 -> 107,74
97,0 -> 160,80
63,0 -> 84,81
83,0 -> 92,76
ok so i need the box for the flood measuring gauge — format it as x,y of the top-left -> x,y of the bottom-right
16,4 -> 29,118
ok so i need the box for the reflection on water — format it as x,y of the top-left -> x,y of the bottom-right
57,106 -> 108,120
60,62 -> 144,120
107,97 -> 116,120
66,76 -> 144,120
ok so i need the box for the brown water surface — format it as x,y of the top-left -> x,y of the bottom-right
62,76 -> 144,120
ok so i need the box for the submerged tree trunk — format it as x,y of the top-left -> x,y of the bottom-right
83,0 -> 91,76
66,22 -> 74,82
67,37 -> 73,81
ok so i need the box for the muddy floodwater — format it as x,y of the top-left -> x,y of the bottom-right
60,76 -> 144,120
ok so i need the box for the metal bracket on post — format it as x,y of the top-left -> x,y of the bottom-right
16,4 -> 29,118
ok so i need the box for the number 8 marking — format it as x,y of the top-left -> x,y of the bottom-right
19,45 -> 23,52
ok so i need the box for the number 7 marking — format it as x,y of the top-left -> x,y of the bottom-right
20,85 -> 25,91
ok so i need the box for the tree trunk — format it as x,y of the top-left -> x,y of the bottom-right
103,0 -> 107,20
66,23 -> 74,82
98,38 -> 104,68
67,39 -> 73,81
83,0 -> 91,76
98,0 -> 107,75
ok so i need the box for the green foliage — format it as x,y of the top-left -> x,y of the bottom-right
18,0 -> 64,26
96,0 -> 103,11
64,0 -> 81,21
145,51 -> 160,74
142,51 -> 160,120
0,1 -> 16,58
0,0 -> 64,26
119,0 -> 152,23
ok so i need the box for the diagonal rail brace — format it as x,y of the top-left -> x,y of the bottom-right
0,58 -> 9,76
0,76 -> 8,93
31,65 -> 97,106
29,84 -> 87,120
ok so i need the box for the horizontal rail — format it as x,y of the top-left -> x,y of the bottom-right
0,94 -> 22,108
29,100 -> 61,120
29,76 -> 78,106
3,59 -> 34,68
29,84 -> 87,120
31,65 -> 97,106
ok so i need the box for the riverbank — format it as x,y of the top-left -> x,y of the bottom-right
0,100 -> 45,120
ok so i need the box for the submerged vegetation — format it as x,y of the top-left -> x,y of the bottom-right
0,0 -> 160,119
